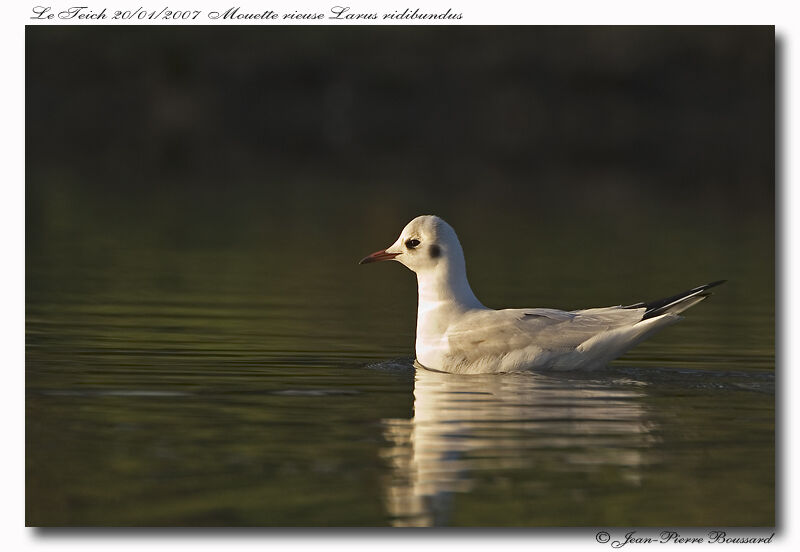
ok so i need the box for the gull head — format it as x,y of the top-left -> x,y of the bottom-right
359,215 -> 464,274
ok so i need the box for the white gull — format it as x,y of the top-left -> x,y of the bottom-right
359,215 -> 724,374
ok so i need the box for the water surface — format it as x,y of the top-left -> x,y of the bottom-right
26,212 -> 774,526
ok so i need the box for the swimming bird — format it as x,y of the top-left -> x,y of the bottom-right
359,215 -> 724,374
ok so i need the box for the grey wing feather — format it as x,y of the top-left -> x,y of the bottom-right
446,306 -> 644,357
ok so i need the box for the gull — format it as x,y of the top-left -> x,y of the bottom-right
359,215 -> 724,374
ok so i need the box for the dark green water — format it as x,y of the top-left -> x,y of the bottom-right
25,194 -> 774,527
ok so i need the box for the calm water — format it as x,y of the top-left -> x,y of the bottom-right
26,205 -> 774,527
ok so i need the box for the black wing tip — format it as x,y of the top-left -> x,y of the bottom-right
624,279 -> 727,315
701,279 -> 727,290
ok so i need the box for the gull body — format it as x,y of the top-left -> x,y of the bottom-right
360,215 -> 724,374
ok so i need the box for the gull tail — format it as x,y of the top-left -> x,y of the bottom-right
624,280 -> 726,320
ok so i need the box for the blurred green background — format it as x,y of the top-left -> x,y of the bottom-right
26,26 -> 774,312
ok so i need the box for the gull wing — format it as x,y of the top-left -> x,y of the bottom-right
443,306 -> 646,372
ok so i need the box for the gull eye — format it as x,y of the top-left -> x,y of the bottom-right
405,238 -> 420,249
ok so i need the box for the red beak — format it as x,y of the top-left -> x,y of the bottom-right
359,249 -> 400,265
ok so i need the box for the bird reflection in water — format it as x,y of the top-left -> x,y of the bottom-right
380,364 -> 659,527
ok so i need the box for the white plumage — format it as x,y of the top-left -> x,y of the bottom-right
360,215 -> 723,374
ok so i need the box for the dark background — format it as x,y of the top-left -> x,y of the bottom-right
27,26 -> 773,247
26,25 -> 776,331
